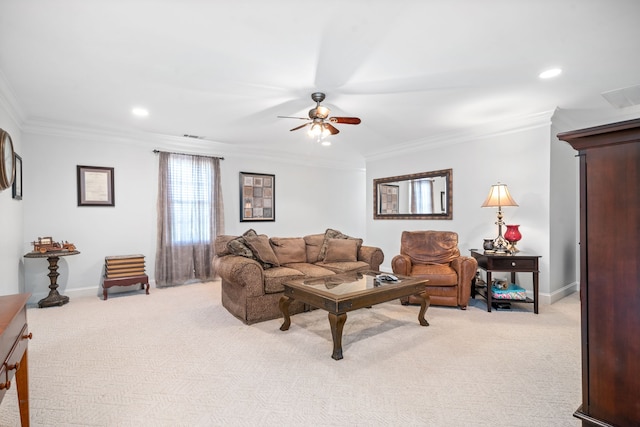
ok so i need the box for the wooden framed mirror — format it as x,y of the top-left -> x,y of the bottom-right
373,168 -> 452,220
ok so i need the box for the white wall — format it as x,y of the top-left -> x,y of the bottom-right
366,114 -> 570,303
0,100 -> 23,296
19,128 -> 365,304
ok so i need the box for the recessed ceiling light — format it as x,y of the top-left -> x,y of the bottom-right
539,68 -> 562,79
321,140 -> 331,146
131,107 -> 149,117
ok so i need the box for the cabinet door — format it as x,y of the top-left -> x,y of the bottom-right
584,142 -> 640,425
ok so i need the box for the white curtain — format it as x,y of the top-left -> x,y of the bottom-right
155,152 -> 224,287
410,178 -> 434,214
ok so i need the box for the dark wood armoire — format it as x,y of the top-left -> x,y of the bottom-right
558,118 -> 640,427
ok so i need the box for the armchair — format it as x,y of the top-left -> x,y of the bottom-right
391,230 -> 477,309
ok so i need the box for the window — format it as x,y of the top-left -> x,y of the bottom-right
156,152 -> 224,286
168,155 -> 214,245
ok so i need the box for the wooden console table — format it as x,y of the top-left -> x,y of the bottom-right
24,250 -> 80,308
0,293 -> 32,426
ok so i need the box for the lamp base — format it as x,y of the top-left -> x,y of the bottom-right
493,236 -> 510,253
507,242 -> 520,253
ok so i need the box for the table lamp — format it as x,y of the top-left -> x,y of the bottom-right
481,183 -> 518,253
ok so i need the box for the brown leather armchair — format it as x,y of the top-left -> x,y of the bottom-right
392,230 -> 477,309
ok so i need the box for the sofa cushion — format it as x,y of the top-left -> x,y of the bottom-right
318,228 -> 363,261
410,263 -> 458,286
323,238 -> 358,262
270,237 -> 307,264
283,263 -> 336,278
244,234 -> 280,268
215,235 -> 237,256
315,260 -> 370,274
303,234 -> 325,263
263,266 -> 306,293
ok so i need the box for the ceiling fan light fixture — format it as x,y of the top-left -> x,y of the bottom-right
308,122 -> 323,137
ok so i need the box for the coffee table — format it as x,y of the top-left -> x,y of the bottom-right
279,271 -> 430,360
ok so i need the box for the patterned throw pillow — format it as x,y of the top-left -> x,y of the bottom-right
243,234 -> 280,268
226,229 -> 258,259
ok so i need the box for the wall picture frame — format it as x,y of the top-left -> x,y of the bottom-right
239,172 -> 275,222
77,165 -> 115,206
12,153 -> 22,200
379,183 -> 399,214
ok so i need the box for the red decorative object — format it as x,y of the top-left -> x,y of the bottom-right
504,225 -> 522,252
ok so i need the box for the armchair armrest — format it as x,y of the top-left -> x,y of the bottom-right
391,254 -> 413,276
451,256 -> 478,306
213,255 -> 265,298
358,245 -> 384,271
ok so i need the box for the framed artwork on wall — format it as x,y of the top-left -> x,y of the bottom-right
239,172 -> 275,222
379,184 -> 399,214
77,165 -> 115,206
12,153 -> 22,200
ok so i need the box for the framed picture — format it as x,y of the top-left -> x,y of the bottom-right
12,153 -> 22,200
379,184 -> 399,214
240,172 -> 275,222
77,165 -> 115,206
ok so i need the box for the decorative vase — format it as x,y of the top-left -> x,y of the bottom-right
504,225 -> 522,253
483,238 -> 494,252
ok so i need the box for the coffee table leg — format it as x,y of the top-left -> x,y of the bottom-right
328,312 -> 347,360
279,296 -> 292,331
415,293 -> 430,326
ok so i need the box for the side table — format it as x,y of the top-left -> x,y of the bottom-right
470,250 -> 541,314
24,250 -> 80,308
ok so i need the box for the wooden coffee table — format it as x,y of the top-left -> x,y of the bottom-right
279,271 -> 430,360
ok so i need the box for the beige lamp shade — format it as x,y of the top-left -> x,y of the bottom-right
481,183 -> 518,208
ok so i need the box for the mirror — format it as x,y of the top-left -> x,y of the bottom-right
373,168 -> 452,220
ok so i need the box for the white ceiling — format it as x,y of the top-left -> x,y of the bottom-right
1,1 -> 640,162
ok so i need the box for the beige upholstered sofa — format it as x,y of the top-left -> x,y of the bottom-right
213,229 -> 384,324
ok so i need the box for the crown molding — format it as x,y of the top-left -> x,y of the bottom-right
22,119 -> 365,171
552,106 -> 640,134
0,70 -> 26,128
365,110 -> 555,162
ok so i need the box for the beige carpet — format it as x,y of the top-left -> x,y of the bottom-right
0,280 -> 582,427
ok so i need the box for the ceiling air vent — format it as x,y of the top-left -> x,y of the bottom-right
601,84 -> 640,108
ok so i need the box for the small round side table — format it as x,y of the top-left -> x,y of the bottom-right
24,250 -> 80,308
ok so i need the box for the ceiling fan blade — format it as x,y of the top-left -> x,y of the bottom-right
278,116 -> 309,120
325,123 -> 340,135
290,122 -> 311,132
329,117 -> 361,125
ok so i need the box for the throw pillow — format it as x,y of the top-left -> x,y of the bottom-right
323,238 -> 358,262
244,234 -> 280,267
226,229 -> 258,259
270,237 -> 306,264
318,228 -> 363,261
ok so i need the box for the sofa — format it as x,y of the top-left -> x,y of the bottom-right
391,230 -> 477,309
213,229 -> 384,324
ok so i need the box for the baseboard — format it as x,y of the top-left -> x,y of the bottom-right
27,279 -> 158,307
534,281 -> 579,305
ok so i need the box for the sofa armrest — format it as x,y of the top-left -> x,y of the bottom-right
451,256 -> 478,305
358,245 -> 384,271
213,255 -> 266,298
391,254 -> 412,276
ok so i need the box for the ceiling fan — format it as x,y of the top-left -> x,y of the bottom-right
278,92 -> 361,140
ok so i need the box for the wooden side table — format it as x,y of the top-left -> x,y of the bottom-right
24,250 -> 80,308
470,250 -> 541,314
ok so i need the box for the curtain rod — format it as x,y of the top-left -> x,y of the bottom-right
153,149 -> 224,160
